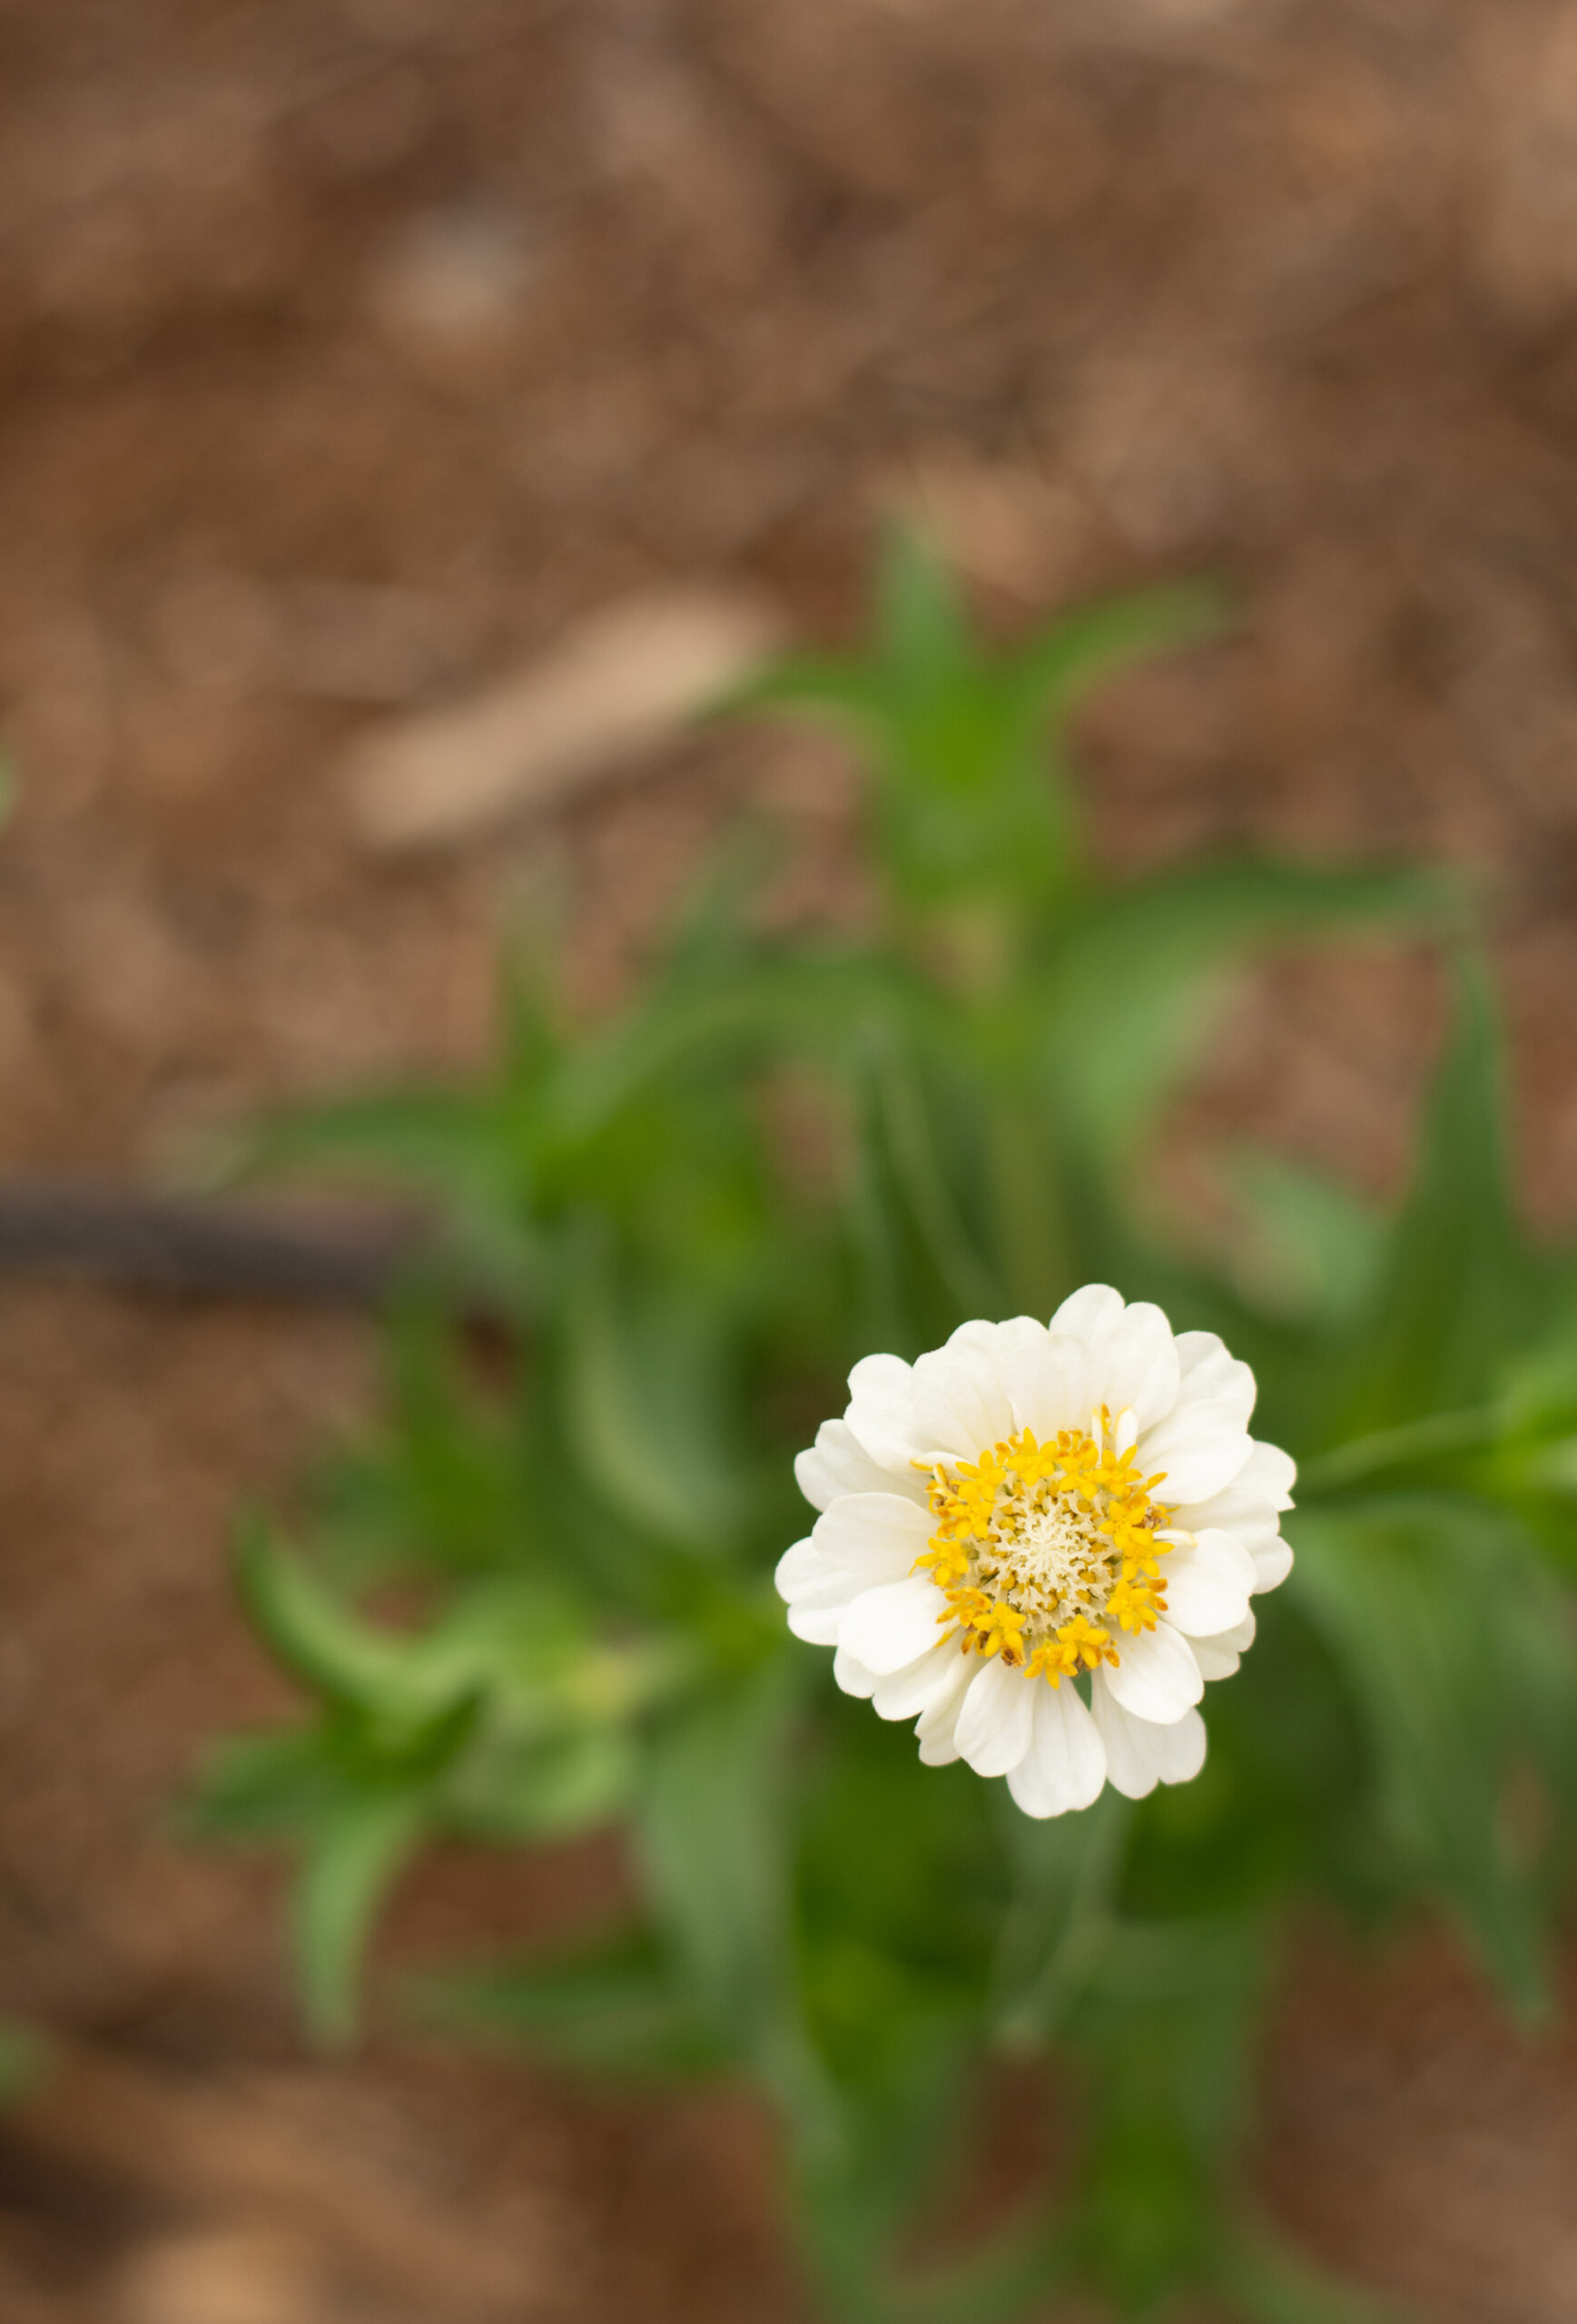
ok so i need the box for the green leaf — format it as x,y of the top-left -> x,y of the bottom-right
636,1669 -> 792,2052
1340,957 -> 1533,1433
1215,1149 -> 1387,1330
1209,2215 -> 1401,2324
867,1038 -> 1002,1315
233,1516 -> 469,1724
446,1719 -> 639,1843
635,1663 -> 837,2148
0,2020 -> 43,2104
225,1085 -> 507,1197
1062,1913 -> 1275,2311
990,1787 -> 1130,2049
422,1929 -> 729,2078
186,1727 -> 360,1838
292,1790 -> 426,2044
350,1301 -> 524,1577
1039,857 -> 1453,1173
557,1221 -> 743,1552
1003,577 -> 1229,729
1288,1496 -> 1577,2014
725,533 -> 1229,921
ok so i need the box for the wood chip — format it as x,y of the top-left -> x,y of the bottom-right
343,585 -> 783,852
113,2229 -> 332,2324
10,2045 -> 547,2319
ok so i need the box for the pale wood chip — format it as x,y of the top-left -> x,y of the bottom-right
343,585 -> 783,852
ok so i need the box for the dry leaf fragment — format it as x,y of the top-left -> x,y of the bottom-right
343,586 -> 783,852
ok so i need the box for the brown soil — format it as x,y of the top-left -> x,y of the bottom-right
4,0 -> 1577,2316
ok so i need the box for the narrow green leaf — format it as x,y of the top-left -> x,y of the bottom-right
1063,1914 -> 1274,2311
293,1791 -> 426,2045
1006,579 -> 1229,727
0,2021 -> 43,2104
991,1787 -> 1129,2049
185,1727 -> 354,1838
870,1041 -> 1001,1315
1040,858 -> 1452,1170
1289,1497 -> 1577,2014
422,1929 -> 729,2078
1209,2213 -> 1403,2324
1342,958 -> 1533,1433
232,1517 -> 469,1722
1216,1149 -> 1386,1329
636,1663 -> 838,2151
558,1223 -> 742,1551
226,1085 -> 505,1193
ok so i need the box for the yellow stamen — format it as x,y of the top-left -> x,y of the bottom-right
912,1420 -> 1174,1686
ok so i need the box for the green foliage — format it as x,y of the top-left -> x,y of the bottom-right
199,533 -> 1577,2320
0,2020 -> 42,2104
424,1928 -> 732,2078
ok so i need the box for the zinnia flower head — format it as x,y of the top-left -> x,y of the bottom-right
776,1288 -> 1295,1817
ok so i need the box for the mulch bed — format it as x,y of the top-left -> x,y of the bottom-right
3,0 -> 1577,2313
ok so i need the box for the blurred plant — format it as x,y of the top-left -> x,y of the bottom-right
193,535 -> 1577,2322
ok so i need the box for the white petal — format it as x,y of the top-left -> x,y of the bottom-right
833,1644 -> 879,1697
1092,1672 -> 1207,1797
1050,1283 -> 1125,1348
991,1315 -> 1053,1358
1173,1330 -> 1257,1427
795,1419 -> 928,1512
872,1634 -> 968,1720
784,1496 -> 933,1645
946,1315 -> 1041,1368
1101,1619 -> 1204,1724
1174,1439 -> 1296,1551
1251,1538 -> 1294,1591
812,1492 -> 932,1580
839,1573 -> 951,1675
786,1601 -> 856,1646
793,1607 -> 866,1647
1177,1439 -> 1297,1598
774,1536 -> 824,1599
1188,1607 -> 1256,1680
915,1651 -> 979,1764
1138,1401 -> 1254,1504
1090,1670 -> 1158,1797
1095,1303 -> 1181,1433
1006,1680 -> 1108,1817
1158,1528 -> 1257,1638
844,1353 -> 925,1473
912,1343 -> 1016,1460
777,1539 -> 868,1644
1175,1499 -> 1278,1560
1008,1331 -> 1090,1440
1239,1439 -> 1296,1509
974,1315 -> 1054,1399
953,1655 -> 1037,1777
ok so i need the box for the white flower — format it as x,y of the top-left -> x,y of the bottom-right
776,1287 -> 1295,1818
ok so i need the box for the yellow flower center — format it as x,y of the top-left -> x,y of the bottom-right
913,1417 -> 1174,1685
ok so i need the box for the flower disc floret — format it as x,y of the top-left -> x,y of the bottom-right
915,1418 -> 1174,1681
776,1287 -> 1297,1819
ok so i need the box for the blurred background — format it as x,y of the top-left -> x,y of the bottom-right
5,0 -> 1577,2317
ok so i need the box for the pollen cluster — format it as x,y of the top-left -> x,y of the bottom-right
914,1420 -> 1174,1685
